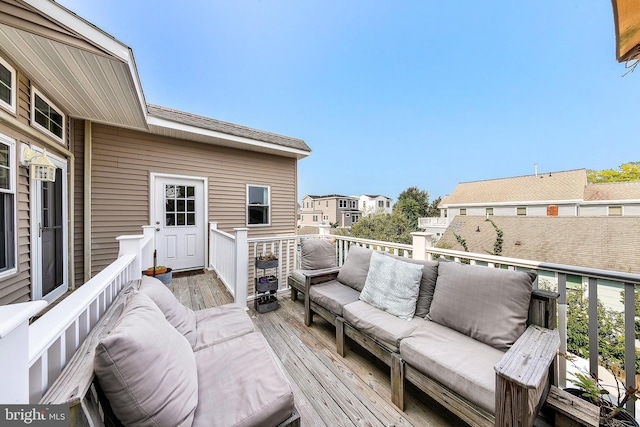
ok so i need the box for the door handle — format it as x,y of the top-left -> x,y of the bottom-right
156,228 -> 160,232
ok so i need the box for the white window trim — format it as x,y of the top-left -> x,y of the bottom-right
608,205 -> 623,216
516,206 -> 527,216
246,184 -> 271,227
0,133 -> 17,279
0,56 -> 16,115
31,86 -> 66,144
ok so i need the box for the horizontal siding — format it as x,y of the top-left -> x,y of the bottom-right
71,118 -> 84,286
90,123 -> 298,276
17,70 -> 30,126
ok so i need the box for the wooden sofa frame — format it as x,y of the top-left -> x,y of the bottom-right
41,280 -> 300,427
289,268 -> 560,427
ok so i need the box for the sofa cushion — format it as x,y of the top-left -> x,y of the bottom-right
137,275 -> 197,347
193,303 -> 255,351
343,300 -> 426,352
337,245 -> 374,291
360,251 -> 423,320
94,292 -> 198,427
309,280 -> 361,316
193,332 -> 295,427
381,252 -> 438,318
300,238 -> 337,270
428,261 -> 534,351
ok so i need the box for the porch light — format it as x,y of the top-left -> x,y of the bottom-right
22,146 -> 56,182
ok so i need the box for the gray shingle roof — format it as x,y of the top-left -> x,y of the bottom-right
584,181 -> 640,200
438,216 -> 640,273
147,104 -> 310,152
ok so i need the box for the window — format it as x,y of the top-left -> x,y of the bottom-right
378,200 -> 384,208
0,135 -> 15,276
363,201 -> 367,208
486,208 -> 494,216
608,206 -> 622,216
326,201 -> 328,207
386,201 -> 390,208
339,200 -> 346,208
165,185 -> 196,226
460,208 -> 467,216
0,56 -> 16,114
32,88 -> 65,142
352,215 -> 359,223
247,185 -> 270,225
516,207 -> 527,216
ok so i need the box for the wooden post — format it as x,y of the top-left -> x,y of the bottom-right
336,317 -> 345,357
318,223 -> 330,236
0,301 -> 48,403
391,353 -> 405,411
411,232 -> 433,261
234,228 -> 249,309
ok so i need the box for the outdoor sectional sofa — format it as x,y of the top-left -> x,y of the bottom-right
42,276 -> 300,427
288,241 -> 560,427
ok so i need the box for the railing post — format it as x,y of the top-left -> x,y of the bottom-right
0,301 -> 48,403
234,228 -> 249,309
411,232 -> 433,261
319,223 -> 330,236
209,222 -> 218,270
116,226 -> 155,281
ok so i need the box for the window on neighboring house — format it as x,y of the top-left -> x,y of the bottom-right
517,207 -> 527,216
247,185 -> 270,225
378,200 -> 384,208
317,201 -> 320,206
0,134 -> 16,276
346,213 -> 350,217
460,208 -> 467,216
386,201 -> 390,208
363,201 -> 367,208
326,201 -> 328,207
0,56 -> 16,114
312,215 -> 318,222
486,208 -> 494,216
352,215 -> 359,223
32,88 -> 65,142
339,200 -> 345,208
608,206 -> 622,216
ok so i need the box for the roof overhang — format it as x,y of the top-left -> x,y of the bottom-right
0,0 -> 147,129
612,0 -> 640,62
146,115 -> 310,160
439,199 -> 584,208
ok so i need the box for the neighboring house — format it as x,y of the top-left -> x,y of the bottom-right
358,194 -> 392,216
421,169 -> 640,240
0,1 -> 310,306
299,194 -> 360,228
437,215 -> 640,310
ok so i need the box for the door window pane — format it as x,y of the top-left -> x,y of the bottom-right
165,184 -> 196,227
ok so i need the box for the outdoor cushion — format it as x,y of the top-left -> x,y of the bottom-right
428,261 -> 534,351
193,303 -> 255,351
300,238 -> 337,270
309,280 -> 361,316
94,292 -> 198,427
360,251 -> 424,320
137,275 -> 197,347
337,245 -> 374,291
343,300 -> 426,352
192,332 -> 295,427
382,252 -> 438,318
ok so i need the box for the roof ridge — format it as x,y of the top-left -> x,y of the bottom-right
456,168 -> 587,185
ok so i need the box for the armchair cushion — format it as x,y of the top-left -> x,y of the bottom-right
428,261 -> 534,351
360,251 -> 423,320
337,245 -> 374,291
300,238 -> 337,270
94,292 -> 198,427
309,280 -> 361,316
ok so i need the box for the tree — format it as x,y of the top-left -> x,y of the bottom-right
427,196 -> 442,218
347,211 -> 413,244
394,187 -> 429,229
587,162 -> 640,183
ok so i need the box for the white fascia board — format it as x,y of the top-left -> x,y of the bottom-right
147,115 -> 310,159
23,0 -> 147,120
440,199 -> 584,208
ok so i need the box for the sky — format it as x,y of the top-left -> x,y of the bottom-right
57,0 -> 640,203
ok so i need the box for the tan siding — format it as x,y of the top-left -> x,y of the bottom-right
70,118 -> 84,286
89,124 -> 298,276
17,70 -> 30,126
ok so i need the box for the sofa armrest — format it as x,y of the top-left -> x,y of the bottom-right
302,267 -> 341,292
495,324 -> 560,389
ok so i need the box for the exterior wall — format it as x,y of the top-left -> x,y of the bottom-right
86,123 -> 298,276
558,204 -> 577,216
70,119 -> 84,285
579,205 -> 606,216
359,195 -> 392,216
527,206 -> 548,216
623,204 -> 640,215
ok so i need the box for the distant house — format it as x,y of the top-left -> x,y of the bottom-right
421,169 -> 640,240
0,1 -> 310,305
358,194 -> 392,216
299,194 -> 360,228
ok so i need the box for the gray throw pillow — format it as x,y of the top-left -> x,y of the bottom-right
360,251 -> 424,320
337,245 -> 374,291
300,238 -> 337,270
94,292 -> 198,427
382,252 -> 438,318
428,261 -> 535,351
138,275 -> 197,348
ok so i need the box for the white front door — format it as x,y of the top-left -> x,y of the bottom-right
31,152 -> 68,302
152,174 -> 206,271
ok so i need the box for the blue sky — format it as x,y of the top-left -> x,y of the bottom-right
58,0 -> 639,203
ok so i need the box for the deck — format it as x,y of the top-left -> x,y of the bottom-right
169,271 -> 467,427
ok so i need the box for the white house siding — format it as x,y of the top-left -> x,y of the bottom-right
558,205 -> 578,216
579,205 -> 607,216
623,204 -> 640,215
528,206 -> 548,216
494,207 -> 513,216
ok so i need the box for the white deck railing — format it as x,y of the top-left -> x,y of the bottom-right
0,226 -> 154,404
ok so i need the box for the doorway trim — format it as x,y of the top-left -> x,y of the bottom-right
149,172 -> 208,270
29,147 -> 68,303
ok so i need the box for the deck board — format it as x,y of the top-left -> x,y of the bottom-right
170,271 -> 466,427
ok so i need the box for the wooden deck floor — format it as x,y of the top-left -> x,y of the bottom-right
169,271 -> 468,427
